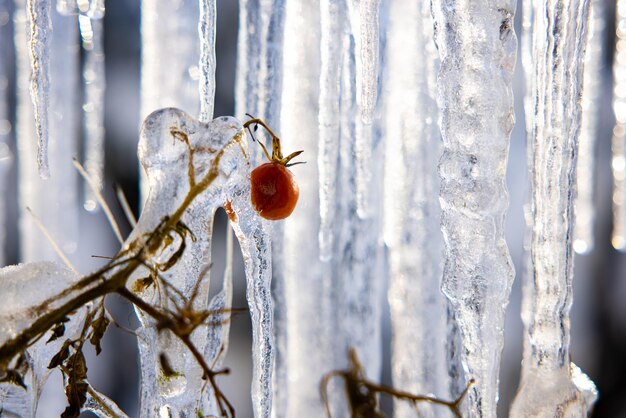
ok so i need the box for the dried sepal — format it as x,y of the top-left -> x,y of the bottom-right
46,316 -> 70,343
89,313 -> 110,355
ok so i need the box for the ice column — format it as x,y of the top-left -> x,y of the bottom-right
346,0 -> 380,217
0,0 -> 12,267
317,0 -> 344,260
383,0 -> 447,417
199,0 -> 216,123
140,0 -> 200,200
510,1 -> 598,416
78,12 -> 106,212
235,0 -> 285,129
26,0 -> 51,178
612,0 -> 626,251
16,1 -> 79,262
274,0 -> 325,416
574,0 -> 606,254
431,1 -> 517,416
132,109 -> 273,417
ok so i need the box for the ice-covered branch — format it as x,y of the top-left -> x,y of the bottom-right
510,1 -> 597,416
431,1 -> 517,416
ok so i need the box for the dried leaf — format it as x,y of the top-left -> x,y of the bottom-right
61,351 -> 88,418
89,314 -> 110,355
48,339 -> 72,369
47,323 -> 66,343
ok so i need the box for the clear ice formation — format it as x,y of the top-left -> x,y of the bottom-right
383,0 -> 447,417
431,0 -> 517,416
235,0 -> 285,129
347,0 -> 379,218
0,0 -> 11,268
131,108 -> 273,417
574,0 -> 606,254
0,262 -> 85,417
510,1 -> 597,416
140,0 -> 200,201
317,0 -> 344,261
16,2 -> 79,261
80,16 -> 106,212
26,0 -> 51,178
612,0 -> 626,251
199,0 -> 216,123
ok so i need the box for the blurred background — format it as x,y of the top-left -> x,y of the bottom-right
0,0 -> 624,417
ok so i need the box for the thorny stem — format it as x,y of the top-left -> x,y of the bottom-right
0,126 -> 247,417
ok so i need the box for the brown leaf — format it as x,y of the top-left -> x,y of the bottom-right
0,369 -> 27,389
48,340 -> 71,369
61,351 -> 88,418
89,314 -> 110,355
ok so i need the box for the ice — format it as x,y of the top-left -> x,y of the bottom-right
132,108 -> 273,417
383,0 -> 447,416
0,261 -> 85,416
199,0 -> 216,123
347,0 -> 378,124
574,0 -> 606,254
0,0 -> 11,268
317,0 -> 345,260
272,0 -> 324,416
140,0 -> 200,202
612,0 -> 626,251
510,1 -> 597,416
80,15 -> 106,212
25,0 -> 51,178
235,0 -> 285,129
346,0 -> 379,217
84,385 -> 130,418
16,2 -> 80,262
431,1 -> 517,416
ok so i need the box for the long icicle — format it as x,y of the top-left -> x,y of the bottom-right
0,0 -> 12,267
26,0 -> 51,178
80,14 -> 106,212
612,0 -> 626,251
510,0 -> 597,415
199,0 -> 216,123
574,0 -> 606,254
383,0 -> 447,416
431,0 -> 517,416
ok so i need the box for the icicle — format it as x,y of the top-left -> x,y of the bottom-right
272,0 -> 324,416
431,1 -> 517,416
16,1 -> 80,262
347,0 -> 379,217
80,15 -> 106,212
574,0 -> 606,254
26,0 -> 51,178
612,0 -> 626,251
317,0 -> 345,261
510,1 -> 597,416
140,0 -> 200,202
0,0 -> 12,268
199,0 -> 216,123
383,0 -> 447,416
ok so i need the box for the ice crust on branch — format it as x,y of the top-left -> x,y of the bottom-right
431,1 -> 517,416
133,108 -> 273,417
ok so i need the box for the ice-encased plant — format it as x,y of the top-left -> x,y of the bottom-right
0,109 -> 274,418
